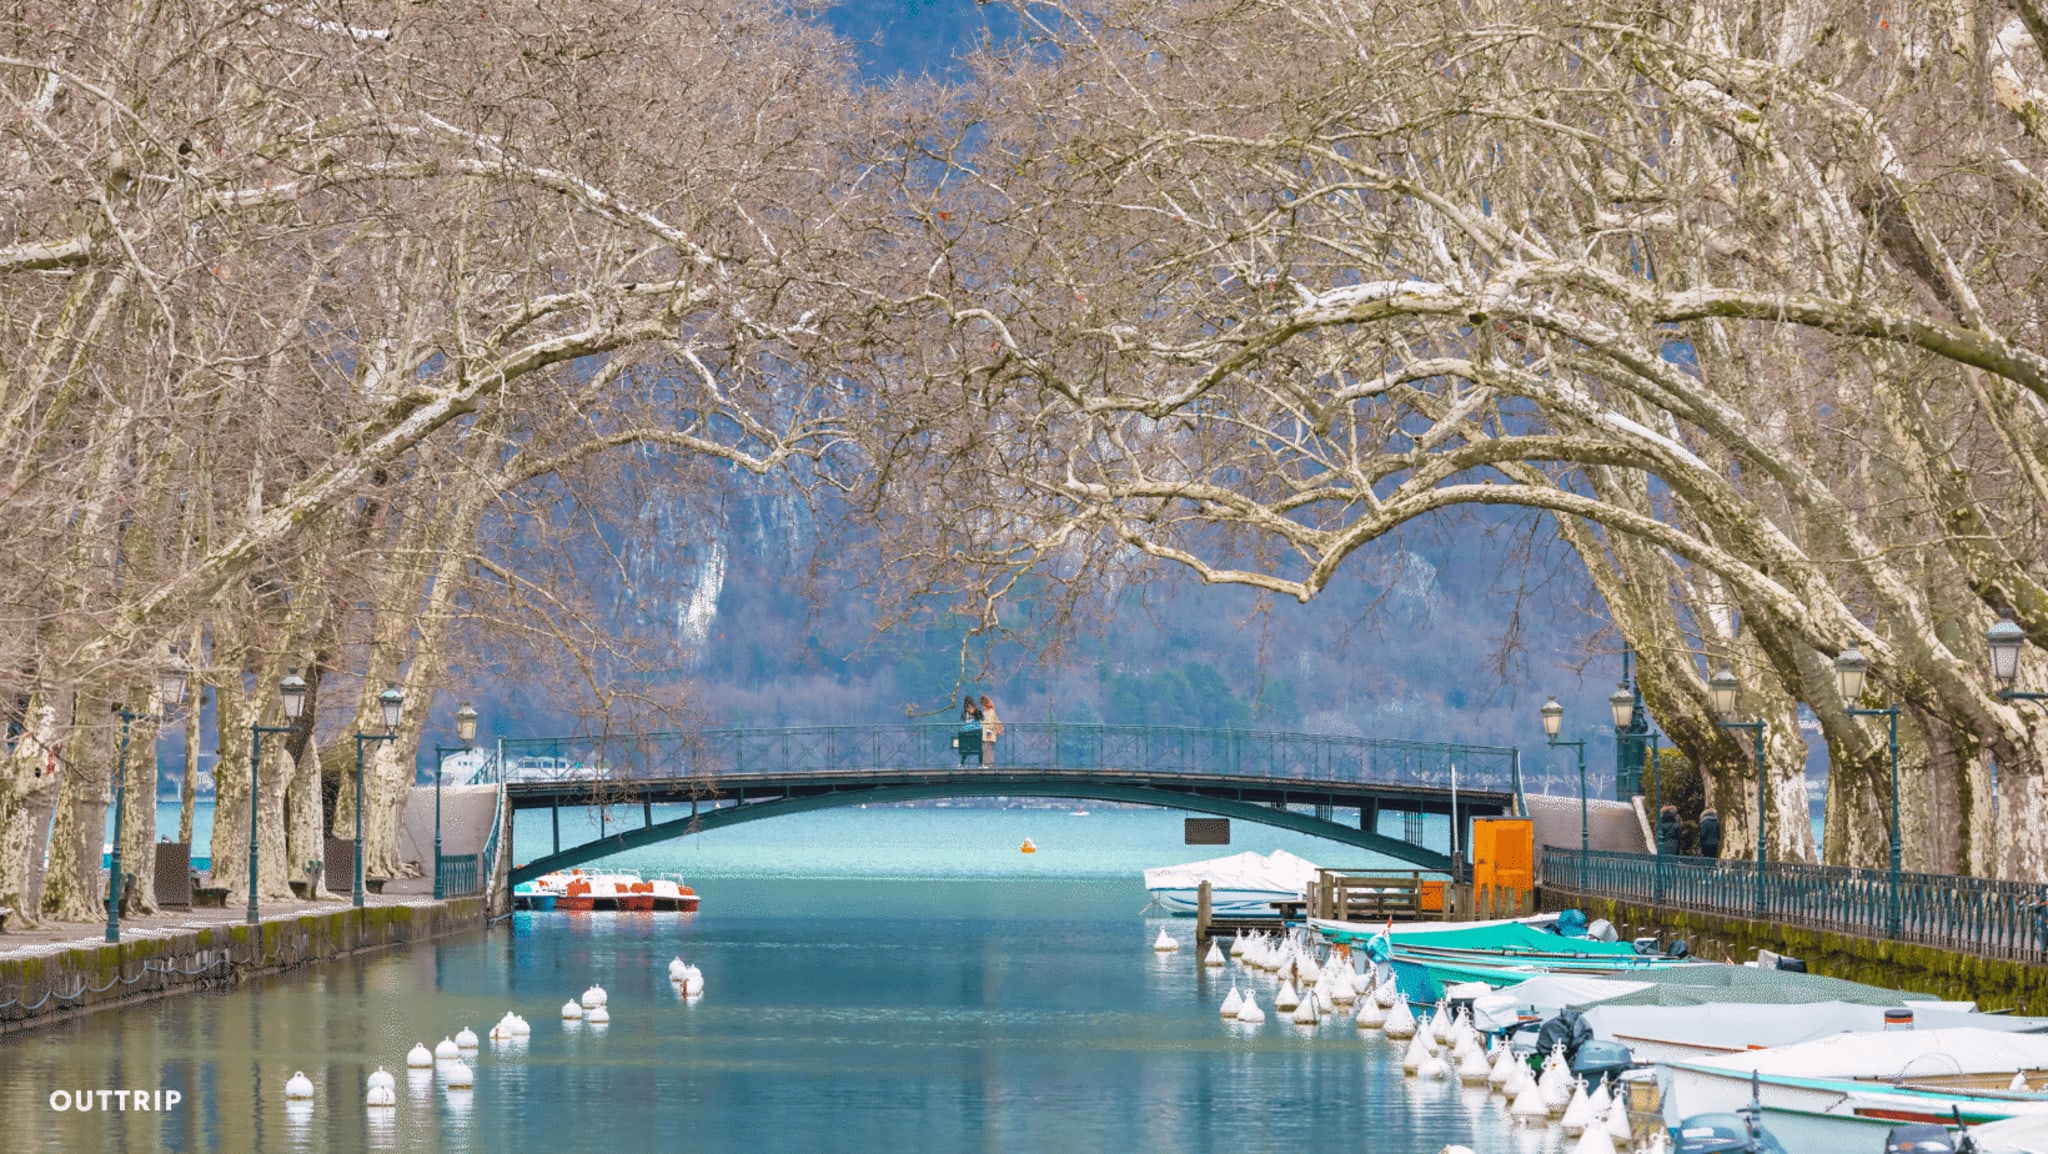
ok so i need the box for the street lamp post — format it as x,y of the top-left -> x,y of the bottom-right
107,657 -> 191,943
433,704 -> 479,901
249,669 -> 309,925
1832,645 -> 1902,939
1988,608 -> 2048,704
351,685 -> 405,909
1610,679 -> 1667,901
1708,667 -> 1770,918
1540,698 -> 1591,885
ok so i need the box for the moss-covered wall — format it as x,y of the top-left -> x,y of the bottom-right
1543,887 -> 2048,1014
0,898 -> 486,1035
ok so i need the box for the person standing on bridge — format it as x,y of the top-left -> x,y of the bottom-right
961,696 -> 982,722
979,695 -> 1002,764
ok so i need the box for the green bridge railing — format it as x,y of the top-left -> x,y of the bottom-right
496,723 -> 1523,797
1543,847 -> 2048,964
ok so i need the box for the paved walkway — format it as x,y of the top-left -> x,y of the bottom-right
0,883 -> 440,957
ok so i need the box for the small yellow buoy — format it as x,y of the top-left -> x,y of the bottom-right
1020,838 -> 1037,853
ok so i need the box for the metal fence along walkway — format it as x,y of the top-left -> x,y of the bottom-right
500,723 -> 1524,883
1543,847 -> 2048,965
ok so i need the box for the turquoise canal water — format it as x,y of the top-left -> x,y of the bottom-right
13,807 -> 1538,1152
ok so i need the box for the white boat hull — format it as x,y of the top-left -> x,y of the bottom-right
1149,887 -> 1293,917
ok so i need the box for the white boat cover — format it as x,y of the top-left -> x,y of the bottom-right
1970,1113 -> 2048,1154
1143,850 -> 1319,897
1584,1002 -> 2048,1056
1469,975 -> 1655,1030
1683,1027 -> 2048,1080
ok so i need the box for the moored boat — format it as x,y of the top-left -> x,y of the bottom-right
516,868 -> 699,913
1145,849 -> 1319,917
1665,1026 -> 2048,1148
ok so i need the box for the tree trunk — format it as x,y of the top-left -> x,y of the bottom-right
285,730 -> 331,898
42,702 -> 112,922
117,697 -> 163,917
0,696 -> 66,927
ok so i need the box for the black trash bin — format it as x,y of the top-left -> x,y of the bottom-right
953,723 -> 983,766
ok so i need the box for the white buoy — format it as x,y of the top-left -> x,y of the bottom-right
1510,1077 -> 1550,1118
1401,1029 -> 1434,1074
1298,954 -> 1321,983
1229,934 -> 1249,958
1570,1122 -> 1618,1154
442,1059 -> 473,1089
581,984 -> 608,1009
1290,991 -> 1320,1026
367,1067 -> 395,1093
1235,992 -> 1265,1024
1440,1147 -> 1478,1154
1539,1044 -> 1573,1113
367,1083 -> 396,1108
1586,1080 -> 1612,1125
1604,1091 -> 1633,1140
434,1037 -> 460,1062
1329,968 -> 1357,1005
1382,993 -> 1417,1039
684,970 -> 704,996
454,1026 -> 479,1051
1354,995 -> 1387,1029
1273,979 -> 1301,1012
406,1043 -> 434,1069
1417,1049 -> 1451,1080
1560,1077 -> 1592,1133
562,1000 -> 584,1020
1456,1044 -> 1491,1084
1427,1007 -> 1451,1043
1220,986 -> 1242,1017
510,1013 -> 530,1036
1487,1045 -> 1518,1089
1501,1058 -> 1531,1098
1449,1009 -> 1476,1052
284,1071 -> 315,1100
1152,927 -> 1180,952
1204,941 -> 1226,967
1374,979 -> 1398,1008
489,1016 -> 512,1042
669,957 -> 689,982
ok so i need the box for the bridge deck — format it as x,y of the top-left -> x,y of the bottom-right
496,723 -> 1523,883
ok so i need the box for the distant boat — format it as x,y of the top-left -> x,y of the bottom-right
1071,809 -> 1089,816
1143,849 -> 1319,917
1020,838 -> 1038,853
517,869 -> 698,912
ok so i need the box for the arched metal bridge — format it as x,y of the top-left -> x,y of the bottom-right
502,723 -> 1525,884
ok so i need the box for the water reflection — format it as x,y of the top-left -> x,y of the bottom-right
0,878 -> 1537,1153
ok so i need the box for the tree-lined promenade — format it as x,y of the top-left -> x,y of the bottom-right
9,0 -> 2048,928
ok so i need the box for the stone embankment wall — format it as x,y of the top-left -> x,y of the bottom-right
0,898 -> 486,1035
1543,889 -> 2048,1015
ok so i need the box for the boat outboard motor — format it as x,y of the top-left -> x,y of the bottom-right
1672,1116 -> 1790,1154
1667,938 -> 1691,959
1883,1123 -> 1959,1153
1698,809 -> 1723,858
1535,1008 -> 1595,1064
1674,1073 -> 1788,1154
1569,1039 -> 1635,1091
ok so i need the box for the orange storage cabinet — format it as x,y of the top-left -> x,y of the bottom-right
1471,817 -> 1534,894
